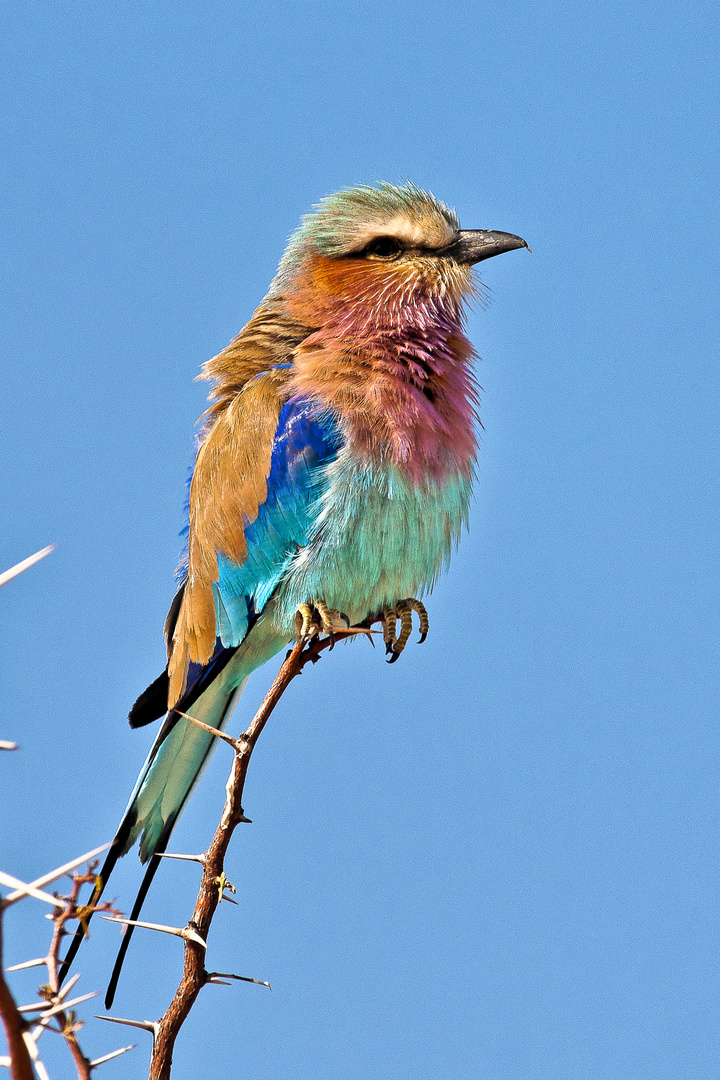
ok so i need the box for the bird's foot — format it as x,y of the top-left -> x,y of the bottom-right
294,601 -> 350,648
379,598 -> 429,663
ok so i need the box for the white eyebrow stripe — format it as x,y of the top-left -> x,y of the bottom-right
346,213 -> 457,252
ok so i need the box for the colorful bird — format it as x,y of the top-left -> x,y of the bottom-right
60,182 -> 527,1002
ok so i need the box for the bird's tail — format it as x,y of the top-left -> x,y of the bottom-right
59,617 -> 288,1003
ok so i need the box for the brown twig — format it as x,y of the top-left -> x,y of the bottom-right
38,869 -> 114,1079
0,898 -> 34,1080
1,867 -> 123,1080
148,627 -> 369,1079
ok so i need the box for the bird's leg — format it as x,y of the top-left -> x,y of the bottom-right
380,598 -> 429,663
294,601 -> 350,648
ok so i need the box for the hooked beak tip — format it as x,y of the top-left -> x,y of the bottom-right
449,230 -> 530,265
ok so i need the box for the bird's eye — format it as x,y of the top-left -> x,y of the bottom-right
365,236 -> 402,258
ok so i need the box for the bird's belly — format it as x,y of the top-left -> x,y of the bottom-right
274,450 -> 472,629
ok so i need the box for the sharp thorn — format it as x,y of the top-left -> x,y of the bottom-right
88,1044 -> 135,1067
206,971 -> 271,989
18,991 -> 99,1016
41,990 -> 100,1020
176,711 -> 237,749
96,1015 -> 158,1039
101,915 -> 206,948
16,1002 -> 49,1015
155,852 -> 206,865
418,632 -> 428,644
5,956 -> 48,971
0,544 -> 55,588
21,1033 -> 51,1080
54,973 -> 82,1001
183,926 -> 208,949
0,871 -> 60,908
3,842 -> 112,905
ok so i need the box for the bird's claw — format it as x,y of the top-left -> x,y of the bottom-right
380,599 -> 429,662
294,600 -> 427,658
295,601 -> 351,648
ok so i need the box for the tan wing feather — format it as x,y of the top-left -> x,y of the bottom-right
167,367 -> 291,706
199,299 -> 311,422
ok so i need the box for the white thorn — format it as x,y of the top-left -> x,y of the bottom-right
17,991 -> 99,1016
0,545 -> 55,588
0,1057 -> 11,1069
100,916 -> 206,950
175,710 -> 238,748
41,990 -> 100,1020
5,956 -> 48,971
53,973 -> 82,1002
156,852 -> 206,865
207,971 -> 271,989
182,926 -> 207,948
0,872 -> 60,908
96,1015 -> 159,1039
0,741 -> 19,751
3,842 -> 111,906
29,1020 -> 49,1042
88,1044 -> 135,1067
22,1032 -> 51,1080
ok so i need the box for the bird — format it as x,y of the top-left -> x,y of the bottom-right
59,181 -> 527,1004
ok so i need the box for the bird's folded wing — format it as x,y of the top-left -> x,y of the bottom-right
168,367 -> 341,706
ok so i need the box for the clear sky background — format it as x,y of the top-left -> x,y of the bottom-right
2,2 -> 719,1077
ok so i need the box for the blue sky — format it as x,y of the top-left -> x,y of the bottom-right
2,2 -> 719,1077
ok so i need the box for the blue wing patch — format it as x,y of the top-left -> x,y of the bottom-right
203,393 -> 342,647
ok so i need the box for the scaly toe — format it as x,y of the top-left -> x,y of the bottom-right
317,601 -> 353,648
381,607 -> 398,659
395,601 -> 415,654
295,603 -> 321,641
296,601 -> 352,648
380,598 -> 430,661
406,598 -> 430,643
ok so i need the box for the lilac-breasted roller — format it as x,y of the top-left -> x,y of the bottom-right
60,182 -> 527,1002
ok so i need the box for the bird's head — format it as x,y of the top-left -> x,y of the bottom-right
270,181 -> 527,333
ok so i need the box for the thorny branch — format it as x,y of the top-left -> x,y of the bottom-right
0,867 -> 122,1080
0,904 -> 33,1080
148,625 -> 374,1080
37,869 -> 119,1078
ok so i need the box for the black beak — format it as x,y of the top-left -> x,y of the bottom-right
444,229 -> 529,265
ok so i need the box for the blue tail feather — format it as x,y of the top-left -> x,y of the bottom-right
59,613 -> 289,996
